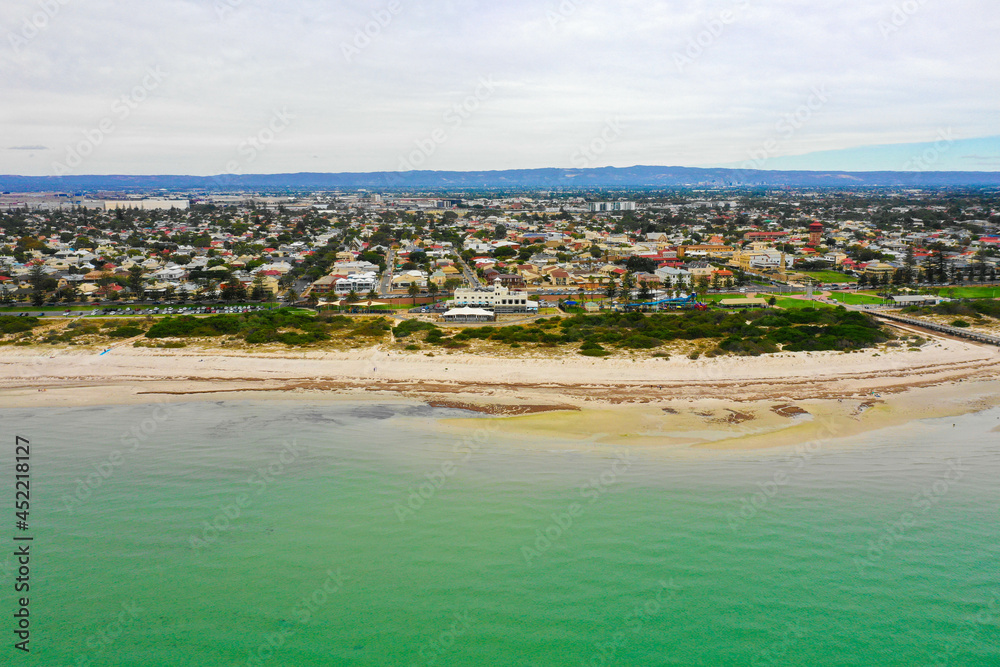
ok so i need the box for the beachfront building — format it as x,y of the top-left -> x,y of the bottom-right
450,279 -> 538,314
441,307 -> 496,322
333,271 -> 378,296
718,297 -> 768,309
890,294 -> 948,306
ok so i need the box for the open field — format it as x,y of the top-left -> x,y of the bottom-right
799,270 -> 856,282
827,292 -> 887,305
772,297 -> 836,309
928,286 -> 1000,299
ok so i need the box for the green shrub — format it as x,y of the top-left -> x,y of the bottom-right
106,326 -> 144,338
620,334 -> 662,349
392,319 -> 439,338
0,315 -> 40,335
579,340 -> 610,356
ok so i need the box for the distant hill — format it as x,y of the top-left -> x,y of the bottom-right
2,165 -> 1000,192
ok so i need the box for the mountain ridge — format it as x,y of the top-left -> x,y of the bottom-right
2,165 -> 1000,192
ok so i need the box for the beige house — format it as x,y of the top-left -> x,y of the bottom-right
687,262 -> 715,279
863,263 -> 897,279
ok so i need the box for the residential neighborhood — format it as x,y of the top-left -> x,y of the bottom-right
1,189 -> 998,318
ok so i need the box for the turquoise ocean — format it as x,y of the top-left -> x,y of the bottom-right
1,400 -> 999,666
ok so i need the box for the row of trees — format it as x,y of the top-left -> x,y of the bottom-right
856,245 -> 999,288
0,265 -> 282,306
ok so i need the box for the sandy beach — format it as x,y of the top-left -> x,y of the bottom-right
2,333 -> 998,450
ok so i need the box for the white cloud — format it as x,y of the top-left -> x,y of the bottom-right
0,0 -> 997,175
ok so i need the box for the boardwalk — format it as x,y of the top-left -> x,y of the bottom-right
866,310 -> 1000,347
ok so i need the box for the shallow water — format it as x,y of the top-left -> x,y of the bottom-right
1,400 -> 998,666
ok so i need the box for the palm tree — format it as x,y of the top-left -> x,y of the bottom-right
407,283 -> 420,305
620,272 -> 635,304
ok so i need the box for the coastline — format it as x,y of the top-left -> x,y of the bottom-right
2,335 -> 998,450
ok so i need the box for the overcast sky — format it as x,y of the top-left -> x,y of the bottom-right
1,0 -> 998,176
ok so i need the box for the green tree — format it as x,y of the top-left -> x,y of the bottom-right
694,276 -> 710,299
128,265 -> 146,301
221,281 -> 246,303
407,283 -> 420,304
60,284 -> 79,303
621,272 -> 635,296
28,265 -> 46,292
902,246 -> 916,285
624,256 -> 657,274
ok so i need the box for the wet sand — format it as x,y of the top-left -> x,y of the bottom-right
1,335 -> 998,450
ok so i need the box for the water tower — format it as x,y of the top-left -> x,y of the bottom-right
809,222 -> 823,247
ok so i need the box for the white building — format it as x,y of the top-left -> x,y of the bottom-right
334,272 -> 378,295
333,260 -> 379,274
441,307 -> 495,322
104,199 -> 190,211
589,201 -> 636,212
747,251 -> 783,270
654,266 -> 691,286
150,265 -> 187,281
450,280 -> 538,314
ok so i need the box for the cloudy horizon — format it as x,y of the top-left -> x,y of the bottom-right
1,0 -> 998,176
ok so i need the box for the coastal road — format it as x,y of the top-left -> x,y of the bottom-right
456,255 -> 481,288
379,247 -> 396,295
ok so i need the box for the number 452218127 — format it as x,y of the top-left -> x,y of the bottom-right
15,436 -> 30,526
